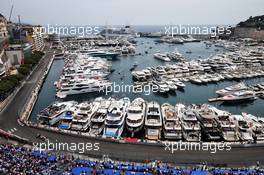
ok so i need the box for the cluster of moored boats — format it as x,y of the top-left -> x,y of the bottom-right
132,44 -> 264,91
55,54 -> 112,98
37,97 -> 264,143
153,49 -> 185,62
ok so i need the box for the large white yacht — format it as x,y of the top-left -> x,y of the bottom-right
216,83 -> 248,96
153,53 -> 171,62
161,103 -> 182,140
180,106 -> 201,142
103,97 -> 130,138
89,98 -> 111,135
231,115 -> 254,142
242,112 -> 264,142
126,98 -> 146,136
57,108 -> 76,130
145,101 -> 162,140
37,101 -> 77,126
195,104 -> 221,141
56,79 -> 112,98
217,115 -> 239,142
70,102 -> 98,131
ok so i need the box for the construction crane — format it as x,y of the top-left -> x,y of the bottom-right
8,5 -> 14,22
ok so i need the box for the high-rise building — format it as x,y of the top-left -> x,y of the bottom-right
32,26 -> 45,51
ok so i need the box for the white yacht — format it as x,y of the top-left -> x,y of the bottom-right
70,102 -> 98,131
153,53 -> 171,62
145,101 -> 162,140
166,81 -> 178,91
242,112 -> 264,142
216,83 -> 248,96
89,98 -> 111,135
57,108 -> 76,130
103,97 -> 130,137
217,115 -> 239,142
161,103 -> 182,140
231,115 -> 254,142
167,49 -> 185,61
56,79 -> 112,98
126,98 -> 146,136
195,104 -> 221,141
152,81 -> 170,93
180,106 -> 201,142
38,101 -> 77,126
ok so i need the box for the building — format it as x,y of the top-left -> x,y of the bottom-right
0,14 -> 9,77
5,44 -> 24,67
0,14 -> 8,38
32,26 -> 45,51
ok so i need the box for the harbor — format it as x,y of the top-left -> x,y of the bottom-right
30,35 -> 264,124
18,27 -> 263,145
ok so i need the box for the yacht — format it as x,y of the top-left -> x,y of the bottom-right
80,49 -> 119,59
131,71 -> 147,81
103,98 -> 130,137
217,115 -> 239,142
153,53 -> 171,62
100,25 -> 139,38
180,106 -> 201,142
166,81 -> 178,91
231,115 -> 254,142
56,79 -> 112,98
216,83 -> 248,96
57,109 -> 75,130
161,103 -> 182,140
167,49 -> 185,61
37,101 -> 76,126
195,104 -> 221,141
145,101 -> 162,140
171,78 -> 186,90
126,98 -> 146,136
89,98 -> 111,135
218,90 -> 256,103
152,81 -> 170,93
70,102 -> 97,131
242,113 -> 264,142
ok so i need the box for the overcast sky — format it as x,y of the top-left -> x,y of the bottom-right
1,0 -> 264,25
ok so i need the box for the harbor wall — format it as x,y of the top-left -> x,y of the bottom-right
234,27 -> 264,40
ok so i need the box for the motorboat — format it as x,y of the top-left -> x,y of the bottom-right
126,98 -> 146,136
153,53 -> 171,62
231,115 -> 254,142
217,90 -> 256,103
180,106 -> 201,142
103,97 -> 130,138
56,79 -> 112,98
70,102 -> 97,131
242,112 -> 264,142
195,104 -> 221,141
161,103 -> 182,140
216,83 -> 248,96
145,101 -> 162,140
89,98 -> 111,135
37,101 -> 77,126
217,115 -> 239,142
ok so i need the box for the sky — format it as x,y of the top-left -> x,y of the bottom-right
1,0 -> 264,26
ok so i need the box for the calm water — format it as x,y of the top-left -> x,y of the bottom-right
30,38 -> 264,122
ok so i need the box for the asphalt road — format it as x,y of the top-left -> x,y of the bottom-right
0,44 -> 264,166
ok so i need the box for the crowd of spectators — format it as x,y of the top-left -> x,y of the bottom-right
0,143 -> 263,175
